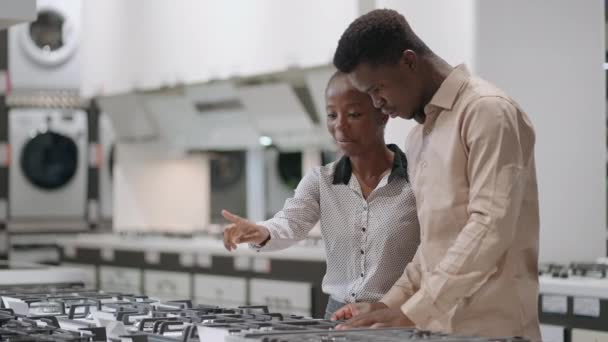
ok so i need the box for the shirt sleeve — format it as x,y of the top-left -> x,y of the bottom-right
251,167 -> 321,252
400,96 -> 535,326
380,247 -> 423,308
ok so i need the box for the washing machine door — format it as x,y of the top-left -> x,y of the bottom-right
277,152 -> 302,190
18,4 -> 79,67
210,151 -> 245,191
20,131 -> 79,190
108,143 -> 115,179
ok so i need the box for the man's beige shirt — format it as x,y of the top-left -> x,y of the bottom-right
380,65 -> 541,341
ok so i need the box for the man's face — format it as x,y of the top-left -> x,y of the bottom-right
348,58 -> 423,121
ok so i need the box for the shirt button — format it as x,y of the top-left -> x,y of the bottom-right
351,293 -> 355,297
360,273 -> 364,277
421,161 -> 428,168
362,228 -> 366,232
360,250 -> 364,255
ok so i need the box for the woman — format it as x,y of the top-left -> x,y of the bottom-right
222,71 -> 420,319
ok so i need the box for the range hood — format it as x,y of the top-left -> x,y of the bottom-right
96,64 -> 336,152
96,93 -> 160,143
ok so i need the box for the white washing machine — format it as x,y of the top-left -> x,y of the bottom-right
264,149 -> 302,219
264,149 -> 333,237
264,149 -> 335,216
99,113 -> 115,223
8,0 -> 81,91
8,108 -> 88,229
209,151 -> 247,224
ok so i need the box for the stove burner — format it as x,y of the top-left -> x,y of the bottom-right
0,284 -> 528,342
569,263 -> 608,278
539,262 -> 608,279
221,327 -> 529,342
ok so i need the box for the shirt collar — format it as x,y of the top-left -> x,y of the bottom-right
332,144 -> 409,185
424,64 -> 471,115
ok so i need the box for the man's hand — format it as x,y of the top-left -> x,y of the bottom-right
330,302 -> 387,321
222,210 -> 270,251
336,307 -> 415,329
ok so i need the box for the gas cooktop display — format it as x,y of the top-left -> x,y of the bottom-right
539,262 -> 608,279
0,284 -> 528,342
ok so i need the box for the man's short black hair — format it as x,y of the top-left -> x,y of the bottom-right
333,9 -> 430,73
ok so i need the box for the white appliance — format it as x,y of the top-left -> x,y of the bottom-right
540,324 -> 566,342
8,233 -> 75,267
8,108 -> 88,230
571,329 -> 608,342
98,112 -> 115,223
209,151 -> 248,224
264,148 -> 330,237
8,0 -> 81,91
249,278 -> 312,317
0,260 -> 86,286
194,274 -> 247,308
99,266 -> 141,294
143,270 -> 191,302
264,149 -> 302,219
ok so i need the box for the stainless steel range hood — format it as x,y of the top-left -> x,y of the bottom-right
96,64 -> 336,152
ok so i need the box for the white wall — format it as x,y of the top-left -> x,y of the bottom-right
376,0 -> 476,68
474,0 -> 606,263
81,0 -> 134,97
86,0 -> 358,230
102,1 -> 607,261
379,1 -> 606,262
113,143 -> 210,233
81,0 -> 357,97
377,0 -> 477,149
84,0 -> 476,146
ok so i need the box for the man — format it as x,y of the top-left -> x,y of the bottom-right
330,9 -> 541,341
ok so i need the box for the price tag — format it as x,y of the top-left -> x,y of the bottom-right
196,254 -> 212,268
541,295 -> 568,314
0,144 -> 8,167
573,297 -> 600,317
252,258 -> 271,273
234,256 -> 251,271
0,71 -> 6,95
0,231 -> 7,255
179,253 -> 194,267
64,245 -> 76,258
144,251 -> 160,264
101,248 -> 114,261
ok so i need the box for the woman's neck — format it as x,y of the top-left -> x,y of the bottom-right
350,144 -> 394,179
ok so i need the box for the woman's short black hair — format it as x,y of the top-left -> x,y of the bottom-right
333,9 -> 430,73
